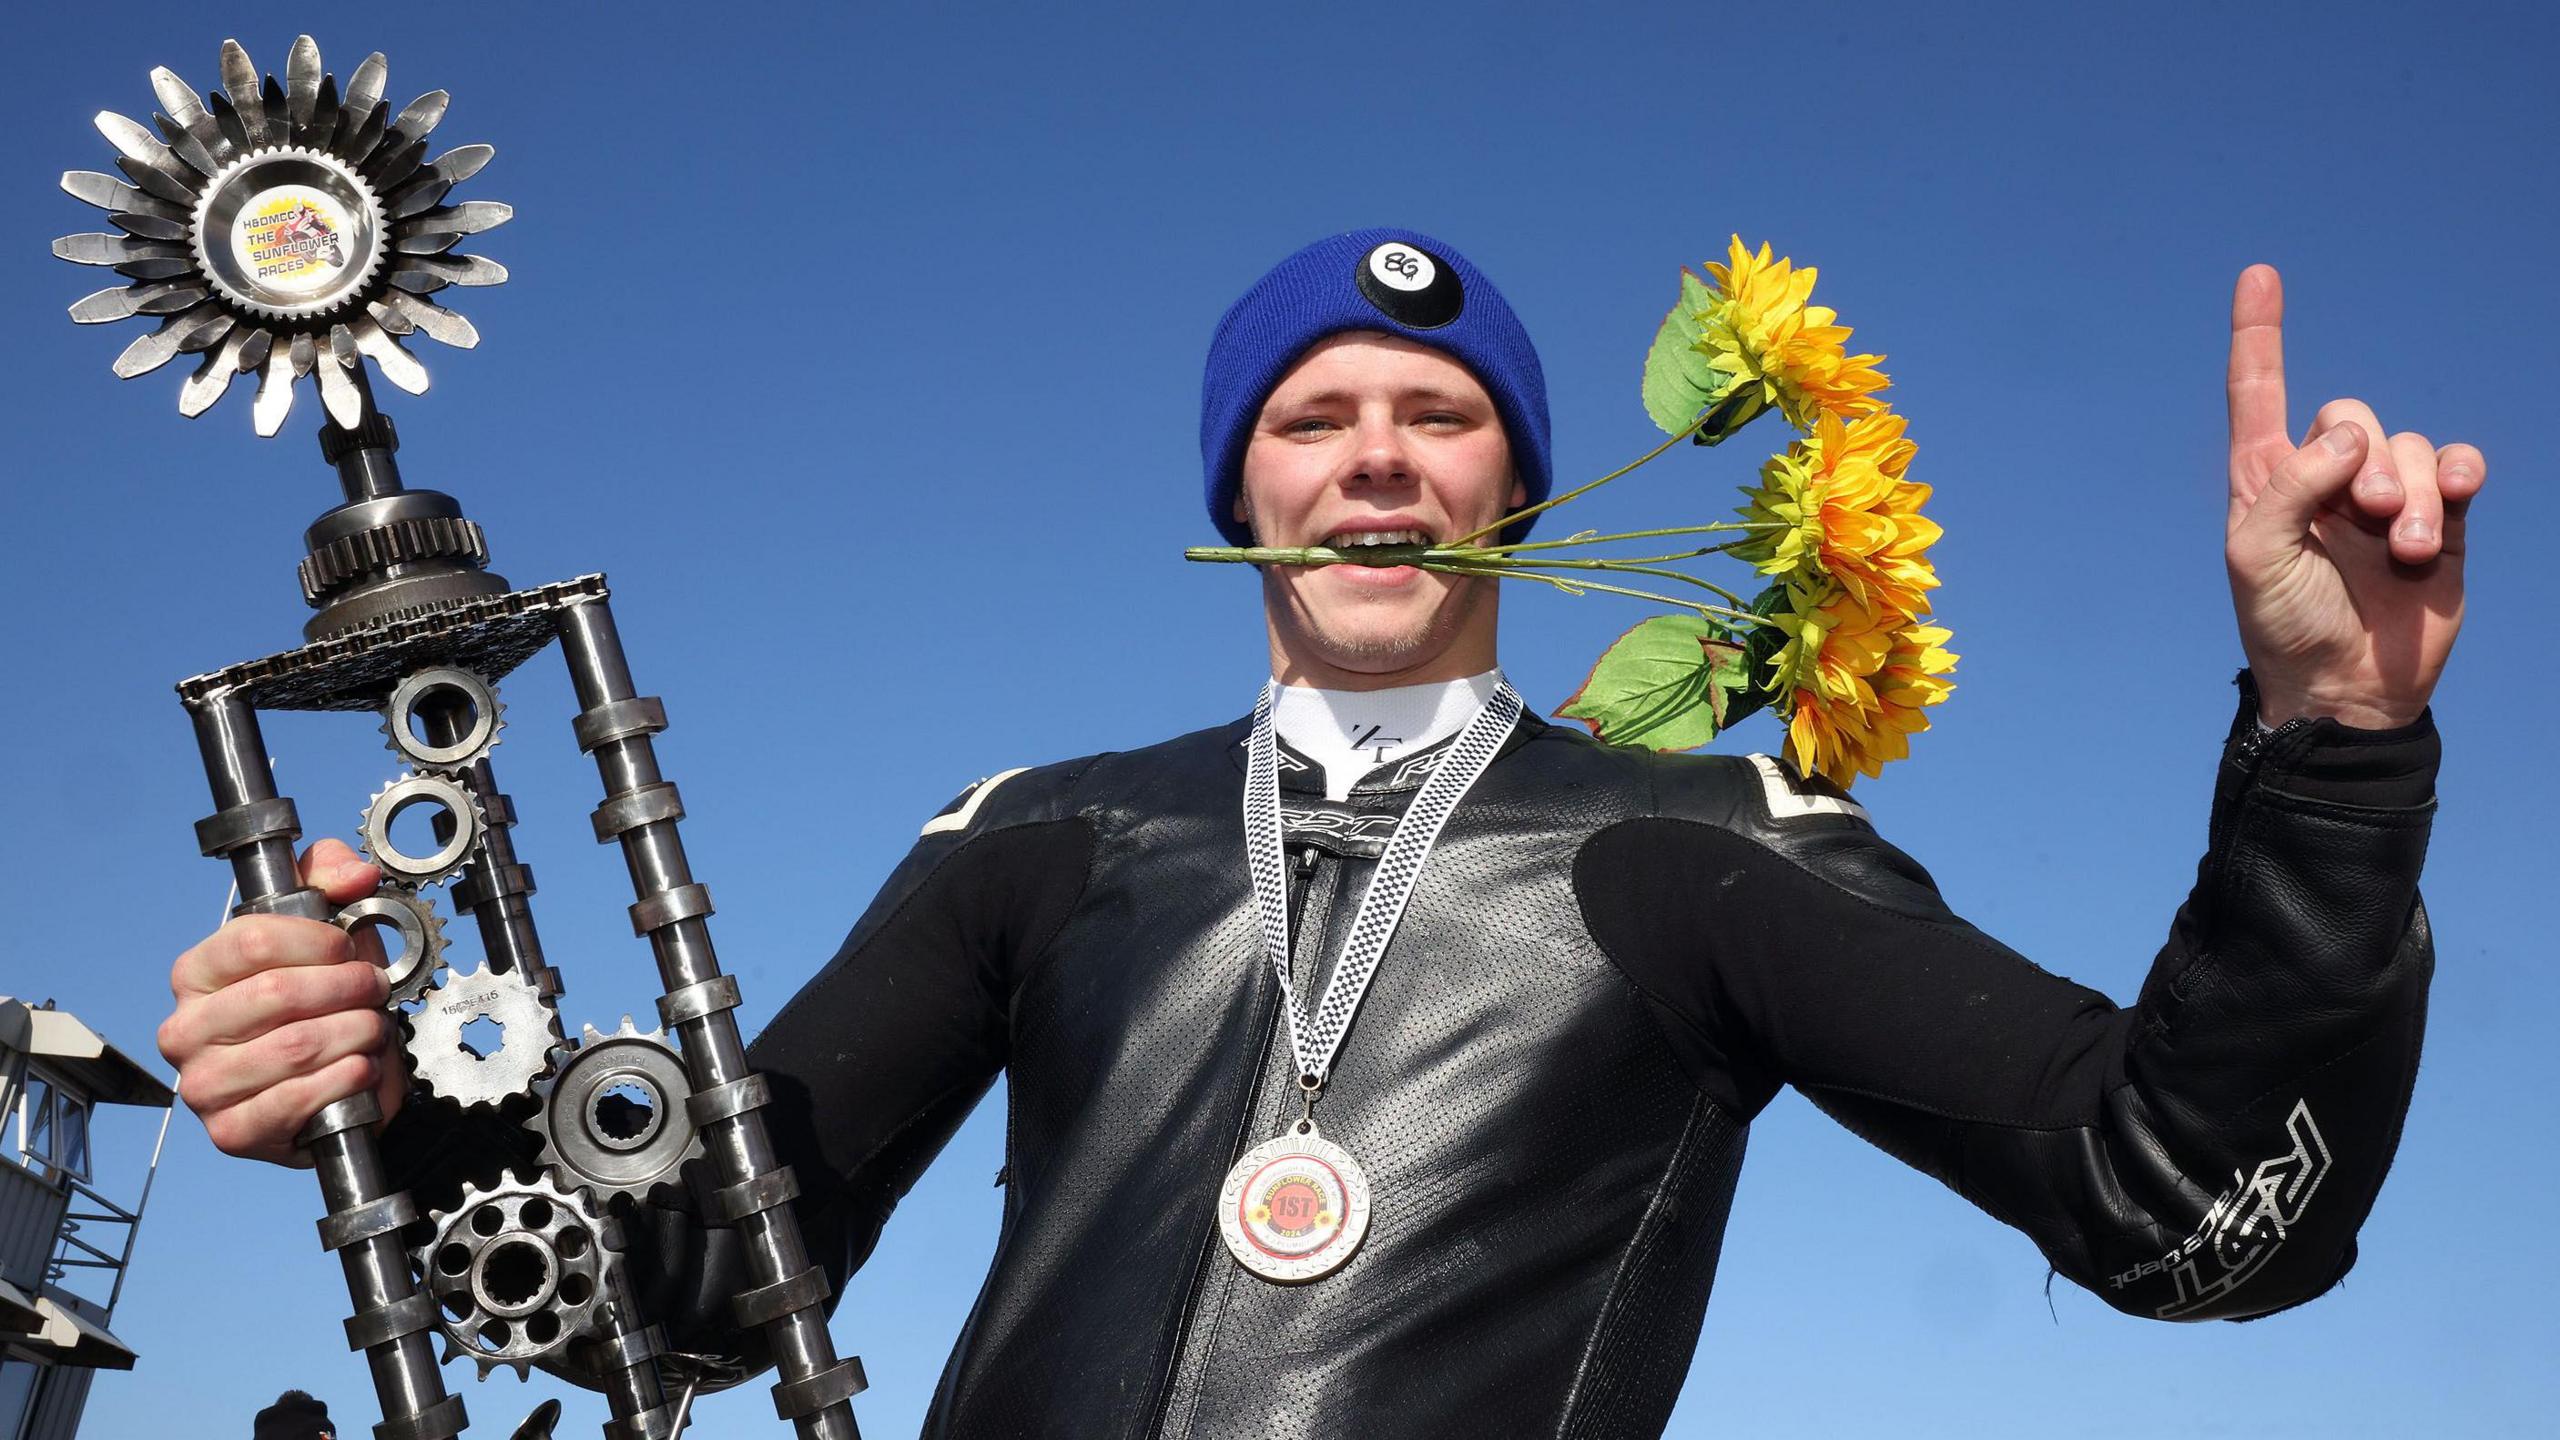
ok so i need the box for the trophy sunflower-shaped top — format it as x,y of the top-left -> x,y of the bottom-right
54,35 -> 509,435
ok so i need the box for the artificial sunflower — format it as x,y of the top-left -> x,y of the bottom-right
1696,234 -> 1890,432
1734,409 -> 1940,616
1775,591 -> 1959,787
1763,581 -> 1893,712
1866,622 -> 1959,756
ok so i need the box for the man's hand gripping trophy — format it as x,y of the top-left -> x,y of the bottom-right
161,839 -> 405,1168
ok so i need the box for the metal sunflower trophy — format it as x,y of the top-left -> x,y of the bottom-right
54,37 -> 866,1440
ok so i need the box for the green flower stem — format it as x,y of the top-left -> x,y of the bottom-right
1183,545 -> 1393,567
1180,540 -> 1763,611
1178,536 -> 1772,568
1478,556 -> 1753,610
1464,522 -> 1779,556
1443,414 -> 1710,548
1173,547 -> 1770,625
1427,561 -> 1774,628
1572,544 -> 1757,566
1471,538 -> 1772,568
1446,387 -> 1775,549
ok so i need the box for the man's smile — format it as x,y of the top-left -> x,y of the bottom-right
1318,520 -> 1438,587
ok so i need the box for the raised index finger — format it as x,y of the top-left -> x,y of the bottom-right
2227,264 -> 2290,464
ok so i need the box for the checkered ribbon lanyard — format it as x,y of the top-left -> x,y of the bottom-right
1218,676 -> 1524,1282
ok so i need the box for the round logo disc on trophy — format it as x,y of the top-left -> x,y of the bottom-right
195,147 -> 387,319
53,35 -> 511,435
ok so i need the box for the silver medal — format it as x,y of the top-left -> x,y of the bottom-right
1218,1118 -> 1372,1284
1228,677 -> 1524,1282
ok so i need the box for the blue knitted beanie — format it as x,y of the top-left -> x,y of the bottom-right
1201,228 -> 1551,547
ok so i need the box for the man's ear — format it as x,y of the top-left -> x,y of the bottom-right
1232,490 -> 1254,536
1508,471 -> 1527,510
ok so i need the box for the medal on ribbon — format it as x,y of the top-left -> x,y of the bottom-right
1221,678 -> 1524,1283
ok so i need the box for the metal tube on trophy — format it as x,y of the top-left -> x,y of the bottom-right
422,702 -> 562,1000
188,695 -> 326,918
589,1267 -> 675,1440
559,599 -> 866,1440
59,34 -> 865,1438
190,691 -> 465,1440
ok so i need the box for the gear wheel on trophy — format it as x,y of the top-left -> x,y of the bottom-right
527,1018 -> 704,1207
302,513 -> 491,605
332,881 -> 449,1005
415,1172 -> 614,1380
358,770 -> 486,885
406,962 -> 560,1107
379,663 -> 505,772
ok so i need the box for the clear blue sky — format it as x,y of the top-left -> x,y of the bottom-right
5,3 -> 2551,1436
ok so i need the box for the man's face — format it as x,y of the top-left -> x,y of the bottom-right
1237,332 -> 1524,688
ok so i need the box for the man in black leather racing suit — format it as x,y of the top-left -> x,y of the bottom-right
185,225 -> 2476,1438
629,228 -> 2458,1436
658,665 -> 2431,1440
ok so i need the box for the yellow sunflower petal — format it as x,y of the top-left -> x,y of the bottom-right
1686,238 -> 1892,433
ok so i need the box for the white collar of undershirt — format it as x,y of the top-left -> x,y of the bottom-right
1268,670 -> 1504,802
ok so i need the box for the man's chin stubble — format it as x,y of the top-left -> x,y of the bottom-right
1279,579 -> 1489,672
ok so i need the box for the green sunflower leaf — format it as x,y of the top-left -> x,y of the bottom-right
1716,582 -> 1797,729
1641,268 -> 1729,436
1555,613 -> 1744,752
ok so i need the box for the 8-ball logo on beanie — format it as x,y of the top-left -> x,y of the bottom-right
1355,242 -> 1464,329
1201,228 -> 1552,547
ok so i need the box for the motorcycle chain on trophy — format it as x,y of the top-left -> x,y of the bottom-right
527,1019 -> 704,1206
382,664 -> 506,772
334,880 -> 449,1005
360,770 -> 487,885
407,962 -> 562,1107
416,1172 -> 616,1381
178,575 -> 609,713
